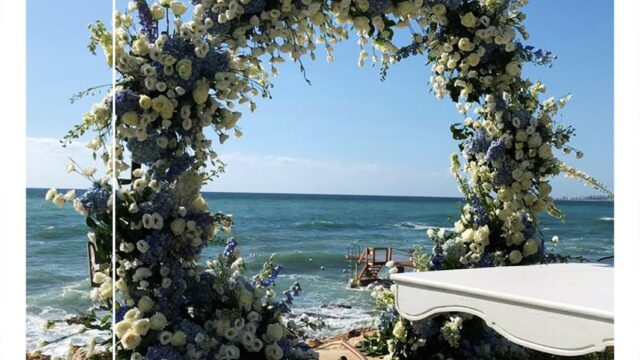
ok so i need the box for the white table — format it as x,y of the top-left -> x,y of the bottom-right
390,263 -> 613,356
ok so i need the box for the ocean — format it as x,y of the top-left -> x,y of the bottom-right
26,188 -> 614,354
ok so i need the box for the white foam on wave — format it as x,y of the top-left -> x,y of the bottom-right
392,222 -> 455,232
289,304 -> 373,338
27,307 -> 109,358
600,217 -> 614,222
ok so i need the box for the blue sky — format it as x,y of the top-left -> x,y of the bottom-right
27,0 -> 613,197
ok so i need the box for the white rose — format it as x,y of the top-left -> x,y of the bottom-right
266,323 -> 284,342
132,319 -> 151,336
138,296 -> 155,313
505,61 -> 521,77
150,313 -> 168,330
461,228 -> 474,243
121,330 -> 141,350
124,308 -> 142,321
136,240 -> 150,254
170,218 -> 186,235
523,239 -> 540,257
170,1 -> 187,15
53,194 -> 66,208
171,331 -> 187,346
460,12 -> 477,28
63,190 -> 76,201
265,343 -> 284,360
83,168 -> 97,177
114,320 -> 132,338
92,271 -> 108,284
431,3 -> 446,16
159,331 -> 172,345
538,143 -> 553,159
508,250 -> 523,264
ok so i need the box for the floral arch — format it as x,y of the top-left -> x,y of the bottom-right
45,0 -> 611,358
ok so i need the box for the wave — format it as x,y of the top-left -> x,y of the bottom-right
599,217 -> 614,222
392,222 -> 455,232
288,303 -> 374,338
293,220 -> 365,230
26,307 -> 110,358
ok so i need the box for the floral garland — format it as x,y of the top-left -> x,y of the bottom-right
45,0 -> 611,358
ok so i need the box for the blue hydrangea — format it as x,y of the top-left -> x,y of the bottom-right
195,49 -> 230,81
480,43 -> 498,66
139,190 -> 174,219
127,136 -> 162,165
140,231 -> 172,264
114,89 -> 140,117
161,37 -> 188,59
477,253 -> 494,268
464,130 -> 490,155
367,0 -> 392,15
277,340 -> 292,357
511,109 -> 531,129
178,320 -> 206,344
493,165 -> 513,187
79,185 -> 111,216
144,345 -> 182,360
375,306 -> 396,329
412,319 -> 437,338
485,140 -> 507,162
152,154 -> 195,182
243,0 -> 266,14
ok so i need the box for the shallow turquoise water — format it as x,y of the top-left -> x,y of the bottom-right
26,188 -> 613,348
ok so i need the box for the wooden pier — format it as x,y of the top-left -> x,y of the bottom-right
346,245 -> 415,287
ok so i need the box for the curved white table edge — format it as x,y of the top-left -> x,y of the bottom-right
391,268 -> 613,356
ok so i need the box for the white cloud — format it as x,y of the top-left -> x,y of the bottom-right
26,137 -> 99,189
26,137 -> 457,195
208,152 -> 457,196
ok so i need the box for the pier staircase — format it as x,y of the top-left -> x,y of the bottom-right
346,245 -> 415,287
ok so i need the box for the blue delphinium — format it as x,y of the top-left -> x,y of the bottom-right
223,238 -> 238,258
485,139 -> 506,162
115,305 -> 130,322
470,197 -> 489,225
114,89 -> 140,117
259,264 -> 283,287
79,185 -> 111,216
145,345 -> 182,360
430,244 -> 444,270
375,306 -> 396,330
464,130 -> 490,156
367,0 -> 393,15
134,0 -> 158,41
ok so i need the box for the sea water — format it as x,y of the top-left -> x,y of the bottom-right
26,188 -> 614,353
